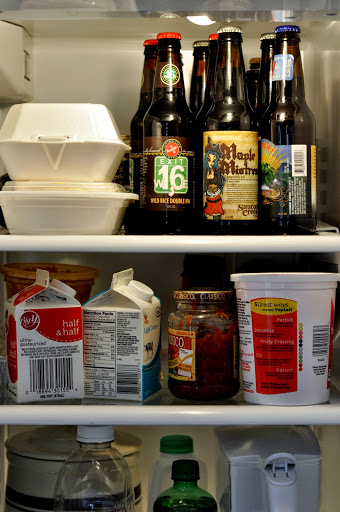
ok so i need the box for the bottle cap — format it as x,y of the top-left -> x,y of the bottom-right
260,32 -> 276,40
171,459 -> 200,481
275,25 -> 301,33
126,279 -> 154,302
160,435 -> 194,454
144,39 -> 158,46
208,33 -> 219,40
77,425 -> 114,443
217,25 -> 243,34
50,279 -> 77,298
249,58 -> 260,65
192,40 -> 209,48
157,32 -> 181,40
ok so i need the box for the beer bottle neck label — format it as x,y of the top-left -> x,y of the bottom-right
272,55 -> 294,81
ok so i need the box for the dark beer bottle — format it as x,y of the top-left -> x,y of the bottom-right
201,26 -> 258,235
245,57 -> 260,112
259,25 -> 316,235
189,40 -> 209,118
141,32 -> 195,235
195,33 -> 218,121
125,38 -> 157,234
256,33 -> 276,124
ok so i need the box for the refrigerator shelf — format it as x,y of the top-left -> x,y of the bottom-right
0,232 -> 339,253
1,385 -> 340,425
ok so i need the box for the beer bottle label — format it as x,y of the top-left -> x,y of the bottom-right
272,54 -> 294,81
261,139 -> 317,217
142,136 -> 194,212
202,131 -> 258,221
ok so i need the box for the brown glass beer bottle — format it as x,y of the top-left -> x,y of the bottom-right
125,39 -> 157,234
259,25 -> 317,235
256,33 -> 276,125
245,57 -> 260,112
141,32 -> 195,235
189,40 -> 209,118
201,26 -> 258,235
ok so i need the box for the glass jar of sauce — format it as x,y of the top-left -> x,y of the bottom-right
168,289 -> 239,401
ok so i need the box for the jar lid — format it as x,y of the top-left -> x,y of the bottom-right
217,25 -> 243,34
157,32 -> 181,40
174,289 -> 233,303
160,435 -> 193,454
275,25 -> 301,33
192,40 -> 209,48
208,33 -> 219,41
144,39 -> 158,46
260,32 -> 276,41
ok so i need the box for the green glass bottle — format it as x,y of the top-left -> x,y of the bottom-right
153,460 -> 217,512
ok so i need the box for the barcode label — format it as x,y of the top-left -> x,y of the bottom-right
292,145 -> 307,176
117,365 -> 140,395
29,357 -> 74,392
312,325 -> 329,357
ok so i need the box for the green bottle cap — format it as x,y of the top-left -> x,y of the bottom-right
160,435 -> 194,454
171,459 -> 200,481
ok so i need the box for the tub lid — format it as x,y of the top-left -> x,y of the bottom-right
6,426 -> 142,460
216,426 -> 321,463
231,272 -> 340,282
2,181 -> 126,193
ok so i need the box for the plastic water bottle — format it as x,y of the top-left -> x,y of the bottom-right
148,435 -> 207,512
54,425 -> 135,512
153,460 -> 217,512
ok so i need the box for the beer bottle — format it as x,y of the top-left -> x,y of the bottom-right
201,26 -> 258,235
189,40 -> 209,118
259,25 -> 316,235
125,38 -> 157,235
245,57 -> 260,112
195,33 -> 218,121
256,33 -> 276,125
141,32 -> 195,235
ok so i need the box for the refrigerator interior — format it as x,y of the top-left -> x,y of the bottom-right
0,5 -> 339,512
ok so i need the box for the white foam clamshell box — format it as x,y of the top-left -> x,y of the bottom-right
5,269 -> 84,403
0,103 -> 130,182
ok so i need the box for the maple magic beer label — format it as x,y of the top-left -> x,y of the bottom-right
143,136 -> 194,212
203,131 -> 258,221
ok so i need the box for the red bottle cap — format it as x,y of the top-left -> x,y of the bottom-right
209,34 -> 219,40
157,32 -> 182,40
144,39 -> 158,46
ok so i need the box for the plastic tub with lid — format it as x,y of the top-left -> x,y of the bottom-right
5,426 -> 143,512
0,181 -> 138,235
0,103 -> 131,182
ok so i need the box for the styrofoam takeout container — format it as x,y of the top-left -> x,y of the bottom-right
231,272 -> 340,406
0,181 -> 138,235
0,103 -> 131,182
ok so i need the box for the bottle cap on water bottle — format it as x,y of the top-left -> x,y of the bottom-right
160,435 -> 193,454
77,425 -> 114,443
171,459 -> 200,481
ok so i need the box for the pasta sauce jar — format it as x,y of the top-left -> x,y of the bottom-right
168,289 -> 239,401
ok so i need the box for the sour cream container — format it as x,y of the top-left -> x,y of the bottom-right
230,272 -> 340,406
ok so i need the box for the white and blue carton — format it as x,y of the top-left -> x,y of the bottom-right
82,268 -> 161,401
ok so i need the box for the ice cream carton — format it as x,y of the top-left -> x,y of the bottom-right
5,269 -> 84,403
82,268 -> 161,401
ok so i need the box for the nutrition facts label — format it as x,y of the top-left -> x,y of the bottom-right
83,309 -> 142,399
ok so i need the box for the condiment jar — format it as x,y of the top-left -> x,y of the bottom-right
168,289 -> 239,401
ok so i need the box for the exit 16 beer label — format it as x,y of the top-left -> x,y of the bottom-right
142,136 -> 194,212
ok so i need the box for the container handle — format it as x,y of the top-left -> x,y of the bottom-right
37,136 -> 70,142
263,454 -> 298,512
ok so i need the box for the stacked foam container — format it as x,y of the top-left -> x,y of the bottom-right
0,103 -> 137,234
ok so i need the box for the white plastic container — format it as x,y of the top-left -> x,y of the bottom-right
5,426 -> 142,512
0,103 -> 130,182
148,435 -> 207,512
230,272 -> 340,406
0,181 -> 138,235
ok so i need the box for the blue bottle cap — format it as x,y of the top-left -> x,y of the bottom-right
275,25 -> 301,33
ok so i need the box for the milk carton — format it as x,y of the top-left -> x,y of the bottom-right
5,269 -> 84,403
82,268 -> 161,401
